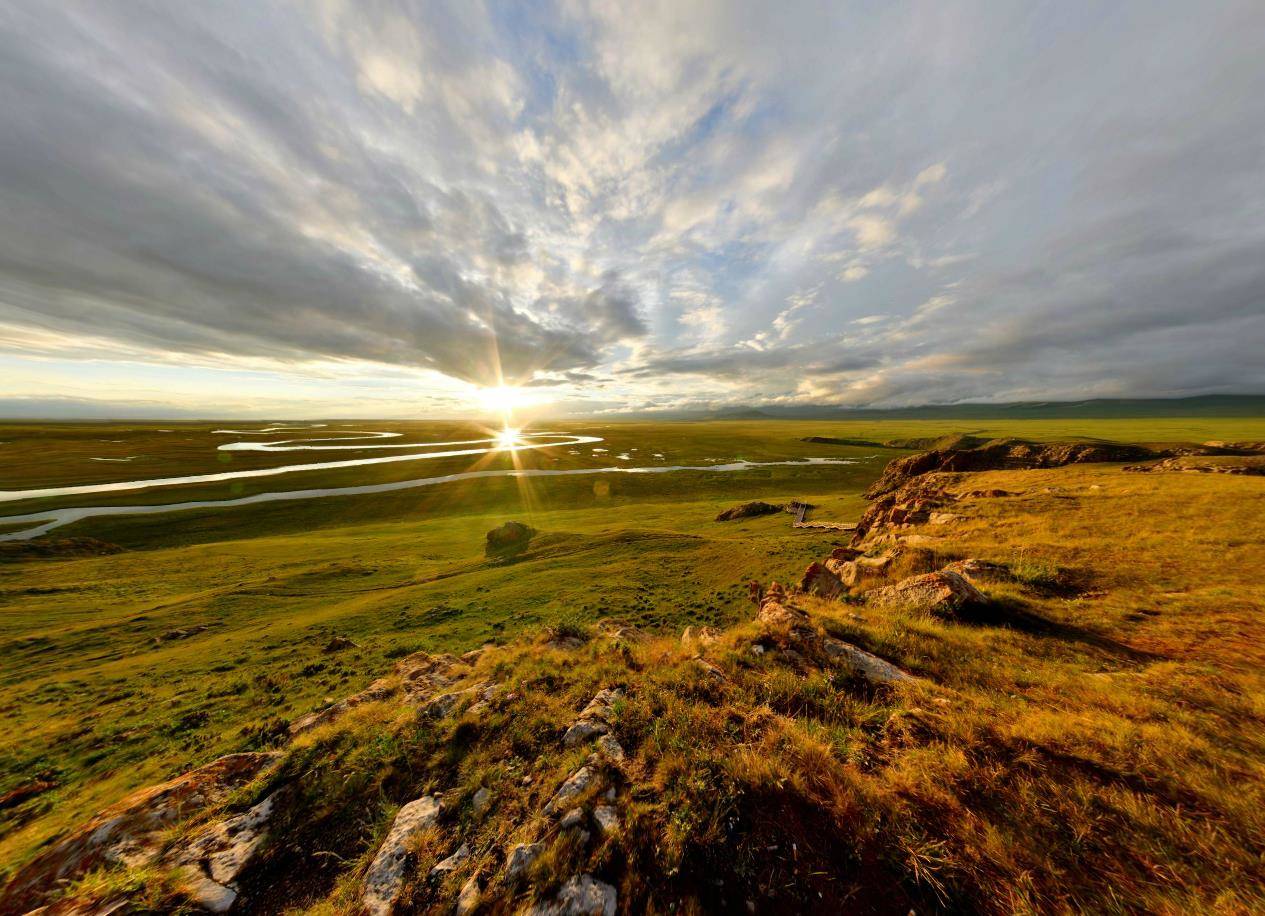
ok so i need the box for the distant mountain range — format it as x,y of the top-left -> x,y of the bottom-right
604,394 -> 1265,421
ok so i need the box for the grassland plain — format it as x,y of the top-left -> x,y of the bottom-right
1,417 -> 1265,905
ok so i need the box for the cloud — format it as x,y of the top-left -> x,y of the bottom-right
1,1 -> 1263,414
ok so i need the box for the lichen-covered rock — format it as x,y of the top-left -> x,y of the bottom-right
456,875 -> 481,915
429,842 -> 470,881
799,561 -> 843,598
867,570 -> 986,616
362,795 -> 443,916
592,806 -> 620,835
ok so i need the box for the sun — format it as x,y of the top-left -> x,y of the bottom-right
494,427 -> 522,449
477,385 -> 532,414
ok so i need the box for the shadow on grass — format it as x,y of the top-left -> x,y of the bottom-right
958,597 -> 1164,663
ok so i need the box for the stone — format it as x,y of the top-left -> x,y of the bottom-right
941,558 -> 1011,584
471,787 -> 492,816
180,789 -> 281,891
322,635 -> 358,653
545,766 -> 598,816
715,501 -> 783,522
525,875 -> 618,916
504,842 -> 542,882
866,570 -> 986,616
562,719 -> 609,746
592,806 -> 620,835
928,512 -> 960,525
821,638 -> 914,685
429,843 -> 471,881
362,795 -> 443,916
456,875 -> 481,915
559,807 -> 585,830
180,869 -> 238,913
595,735 -> 625,763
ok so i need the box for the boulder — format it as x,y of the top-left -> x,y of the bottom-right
821,638 -> 915,685
362,795 -> 443,916
799,561 -> 843,598
715,501 -> 783,522
525,875 -> 618,916
322,635 -> 358,653
867,570 -> 986,616
485,521 -> 535,555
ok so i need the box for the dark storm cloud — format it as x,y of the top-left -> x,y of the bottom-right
0,0 -> 1263,408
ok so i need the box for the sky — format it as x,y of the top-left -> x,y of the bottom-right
1,1 -> 1263,419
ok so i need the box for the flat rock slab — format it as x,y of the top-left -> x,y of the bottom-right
362,795 -> 443,916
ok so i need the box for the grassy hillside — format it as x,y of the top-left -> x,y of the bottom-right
5,450 -> 1264,912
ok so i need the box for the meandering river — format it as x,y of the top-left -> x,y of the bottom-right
0,428 -> 865,542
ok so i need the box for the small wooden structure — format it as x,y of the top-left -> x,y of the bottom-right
785,499 -> 857,532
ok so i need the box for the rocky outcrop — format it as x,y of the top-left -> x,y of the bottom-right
715,501 -> 783,521
756,586 -> 914,684
865,439 -> 1156,499
867,570 -> 986,616
0,752 -> 276,913
362,794 -> 444,916
1123,457 -> 1265,476
852,476 -> 957,543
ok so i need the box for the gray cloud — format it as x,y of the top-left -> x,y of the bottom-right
0,1 -> 1263,408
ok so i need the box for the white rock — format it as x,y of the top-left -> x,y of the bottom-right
471,786 -> 492,815
362,795 -> 443,916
